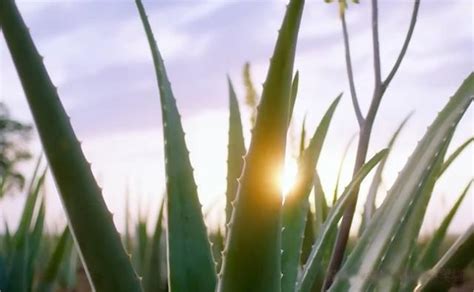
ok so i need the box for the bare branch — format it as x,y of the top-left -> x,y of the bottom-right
371,0 -> 382,88
383,0 -> 421,89
341,12 -> 364,127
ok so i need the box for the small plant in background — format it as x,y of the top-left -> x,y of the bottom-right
0,0 -> 473,292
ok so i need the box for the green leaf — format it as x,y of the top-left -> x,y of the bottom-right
281,95 -> 341,292
144,199 -> 166,292
37,227 -> 73,292
0,1 -> 142,290
135,1 -> 217,291
314,171 -> 329,234
297,150 -> 388,292
301,210 -> 316,265
416,180 -> 472,271
289,71 -> 300,124
359,113 -> 412,234
415,225 -> 474,292
225,78 -> 246,231
329,73 -> 473,292
219,1 -> 305,291
438,136 -> 473,177
134,219 -> 148,275
15,168 -> 46,246
27,195 -> 46,290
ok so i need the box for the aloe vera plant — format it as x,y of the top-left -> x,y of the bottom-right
0,0 -> 142,290
1,0 -> 473,291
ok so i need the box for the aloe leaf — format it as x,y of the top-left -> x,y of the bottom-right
333,133 -> 357,204
415,225 -> 474,292
6,173 -> 45,292
15,169 -> 46,245
297,150 -> 387,292
3,221 -> 12,252
37,227 -> 73,292
329,74 -> 473,292
438,136 -> 473,177
125,185 -> 132,252
134,219 -> 148,275
144,199 -> 165,292
301,210 -> 315,265
281,95 -> 341,292
0,1 -> 142,290
417,180 -> 472,271
135,1 -> 216,291
219,1 -> 305,291
27,195 -> 46,290
211,228 -> 226,274
225,78 -> 246,231
58,246 -> 78,290
299,116 -> 307,154
314,171 -> 328,234
359,113 -> 412,234
289,71 -> 300,124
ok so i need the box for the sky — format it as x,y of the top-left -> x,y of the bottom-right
0,0 -> 473,235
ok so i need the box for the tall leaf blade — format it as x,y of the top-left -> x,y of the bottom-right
225,78 -> 246,230
281,95 -> 341,292
297,150 -> 387,292
219,1 -> 305,291
0,1 -> 142,290
289,71 -> 300,124
314,171 -> 328,234
415,225 -> 474,292
416,180 -> 472,271
329,73 -> 473,291
144,199 -> 166,292
359,113 -> 412,234
438,136 -> 473,177
135,1 -> 216,291
37,227 -> 73,292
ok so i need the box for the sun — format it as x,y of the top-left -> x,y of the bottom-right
280,157 -> 299,198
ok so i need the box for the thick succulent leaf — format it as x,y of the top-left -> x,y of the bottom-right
297,150 -> 387,292
27,196 -> 46,290
415,225 -> 474,292
15,169 -> 46,246
135,1 -> 216,290
359,113 -> 411,234
416,180 -> 472,271
124,186 -> 133,252
301,210 -> 315,265
144,199 -> 166,292
289,71 -> 300,124
329,74 -> 473,292
134,220 -> 148,274
225,78 -> 246,230
299,116 -> 307,155
0,1 -> 142,290
37,227 -> 73,292
58,247 -> 78,290
281,95 -> 341,292
211,228 -> 226,274
438,136 -> 473,177
314,171 -> 328,235
219,1 -> 305,291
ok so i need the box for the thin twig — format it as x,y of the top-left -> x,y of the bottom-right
371,0 -> 382,88
341,12 -> 364,127
383,0 -> 420,89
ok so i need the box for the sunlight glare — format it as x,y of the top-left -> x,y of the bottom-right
280,157 -> 299,198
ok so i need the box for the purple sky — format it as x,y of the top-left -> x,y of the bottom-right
1,0 -> 473,234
